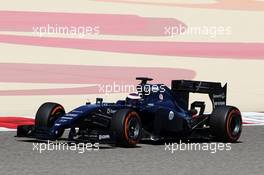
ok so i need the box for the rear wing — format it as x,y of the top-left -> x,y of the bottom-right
171,80 -> 227,110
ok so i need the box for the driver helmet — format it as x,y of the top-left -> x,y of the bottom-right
126,93 -> 141,105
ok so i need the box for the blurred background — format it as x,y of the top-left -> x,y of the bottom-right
0,0 -> 263,122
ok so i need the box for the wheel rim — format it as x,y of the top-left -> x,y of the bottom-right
229,114 -> 241,136
48,107 -> 64,127
127,117 -> 140,140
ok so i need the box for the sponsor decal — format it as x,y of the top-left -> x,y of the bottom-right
159,93 -> 164,101
65,113 -> 78,117
168,111 -> 174,120
213,93 -> 226,99
72,110 -> 84,113
99,134 -> 110,140
107,108 -> 117,114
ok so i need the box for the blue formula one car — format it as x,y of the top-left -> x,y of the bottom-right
17,77 -> 242,147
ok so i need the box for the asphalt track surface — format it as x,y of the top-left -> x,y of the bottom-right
0,126 -> 263,175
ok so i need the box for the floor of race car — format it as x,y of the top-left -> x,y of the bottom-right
0,126 -> 263,175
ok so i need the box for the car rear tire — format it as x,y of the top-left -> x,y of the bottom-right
35,102 -> 65,138
209,106 -> 242,142
111,109 -> 142,147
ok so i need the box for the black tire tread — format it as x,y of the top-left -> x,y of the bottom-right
209,105 -> 242,142
111,108 -> 141,147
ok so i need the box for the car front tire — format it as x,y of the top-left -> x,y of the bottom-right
35,102 -> 65,139
111,109 -> 142,147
